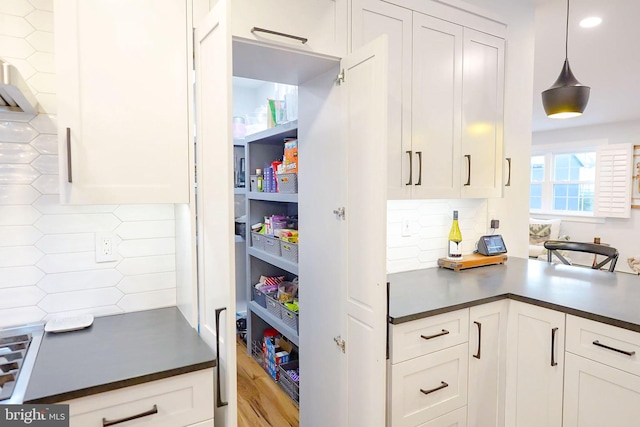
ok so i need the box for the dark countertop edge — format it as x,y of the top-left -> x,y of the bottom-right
24,360 -> 215,404
389,293 -> 640,334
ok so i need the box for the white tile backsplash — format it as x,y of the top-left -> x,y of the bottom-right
0,185 -> 40,204
37,269 -> 123,293
38,288 -> 124,313
0,266 -> 44,288
0,164 -> 40,184
4,5 -> 179,328
386,199 -> 489,273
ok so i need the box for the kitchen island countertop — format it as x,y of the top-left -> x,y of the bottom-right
388,257 -> 640,332
24,307 -> 215,404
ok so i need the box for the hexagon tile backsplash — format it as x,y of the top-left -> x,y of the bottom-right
0,0 -> 56,114
0,116 -> 178,328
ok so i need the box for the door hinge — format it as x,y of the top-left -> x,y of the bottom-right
336,69 -> 345,85
334,335 -> 346,353
333,207 -> 346,220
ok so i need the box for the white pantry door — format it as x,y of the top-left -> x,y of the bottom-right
300,35 -> 389,427
194,2 -> 237,427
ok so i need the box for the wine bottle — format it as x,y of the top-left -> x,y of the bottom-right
448,210 -> 462,259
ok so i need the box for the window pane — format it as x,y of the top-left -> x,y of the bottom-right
554,197 -> 566,210
567,197 -> 578,210
567,184 -> 579,197
530,183 -> 542,209
555,154 -> 570,168
554,184 -> 568,197
531,156 -> 545,182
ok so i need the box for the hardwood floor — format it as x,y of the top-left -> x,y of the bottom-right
236,339 -> 299,427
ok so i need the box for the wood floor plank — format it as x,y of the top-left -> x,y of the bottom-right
237,340 -> 299,427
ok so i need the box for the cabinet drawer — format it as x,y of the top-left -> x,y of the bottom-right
566,315 -> 640,376
231,0 -> 347,57
390,309 -> 469,363
64,369 -> 214,427
389,344 -> 468,426
418,406 -> 467,426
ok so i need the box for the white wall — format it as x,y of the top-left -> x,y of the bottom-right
532,119 -> 640,274
0,1 -> 179,328
386,0 -> 536,273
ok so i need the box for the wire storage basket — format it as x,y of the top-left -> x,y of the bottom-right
278,360 -> 299,406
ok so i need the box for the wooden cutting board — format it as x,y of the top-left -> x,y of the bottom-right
438,253 -> 508,271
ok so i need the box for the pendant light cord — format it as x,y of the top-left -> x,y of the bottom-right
565,0 -> 570,60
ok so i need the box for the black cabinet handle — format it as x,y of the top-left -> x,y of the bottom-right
66,127 -> 73,183
102,405 -> 157,426
416,151 -> 423,186
473,321 -> 482,359
420,381 -> 448,395
421,329 -> 449,340
505,157 -> 512,187
464,155 -> 471,186
406,150 -> 413,186
215,307 -> 229,408
251,27 -> 308,44
593,340 -> 636,356
551,327 -> 558,367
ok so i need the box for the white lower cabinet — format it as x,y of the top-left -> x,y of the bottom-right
563,353 -> 640,427
505,301 -> 565,427
62,369 -> 214,427
468,301 -> 508,427
389,344 -> 469,426
563,315 -> 640,427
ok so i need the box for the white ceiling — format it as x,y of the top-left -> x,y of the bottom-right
532,0 -> 640,132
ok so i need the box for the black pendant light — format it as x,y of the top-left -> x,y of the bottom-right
541,0 -> 590,119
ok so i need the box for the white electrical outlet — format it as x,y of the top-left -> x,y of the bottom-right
402,219 -> 411,237
95,234 -> 117,262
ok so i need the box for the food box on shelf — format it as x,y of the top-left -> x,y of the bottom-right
265,338 -> 290,381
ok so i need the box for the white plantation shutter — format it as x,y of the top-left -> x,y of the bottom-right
593,143 -> 633,218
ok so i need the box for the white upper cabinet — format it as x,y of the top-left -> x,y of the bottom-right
460,29 -> 505,198
54,0 -> 190,204
352,0 -> 506,200
231,0 -> 347,58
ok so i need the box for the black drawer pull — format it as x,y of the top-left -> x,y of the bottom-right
473,321 -> 482,359
551,327 -> 558,366
251,27 -> 308,44
593,340 -> 636,356
420,381 -> 448,395
406,150 -> 413,186
102,405 -> 157,426
421,329 -> 449,340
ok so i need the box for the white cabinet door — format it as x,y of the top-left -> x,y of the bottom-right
563,352 -> 640,427
194,2 -> 237,427
459,29 -> 505,199
54,0 -> 190,204
468,300 -> 508,427
505,301 -> 565,427
299,36 -> 388,427
231,0 -> 347,58
352,0 -> 412,199
411,12 -> 463,199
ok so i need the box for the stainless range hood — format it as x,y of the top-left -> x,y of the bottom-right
0,59 -> 38,120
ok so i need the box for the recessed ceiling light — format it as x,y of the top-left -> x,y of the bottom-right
579,17 -> 602,28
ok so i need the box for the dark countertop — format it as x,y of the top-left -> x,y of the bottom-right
24,307 -> 216,404
388,257 -> 640,332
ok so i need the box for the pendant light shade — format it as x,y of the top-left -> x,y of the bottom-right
541,0 -> 590,119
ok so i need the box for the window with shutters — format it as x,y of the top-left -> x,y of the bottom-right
530,142 -> 632,218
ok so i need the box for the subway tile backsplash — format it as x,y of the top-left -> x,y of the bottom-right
0,116 -> 177,328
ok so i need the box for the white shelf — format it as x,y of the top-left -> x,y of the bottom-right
248,192 -> 298,203
244,121 -> 298,145
248,247 -> 298,275
249,301 -> 299,347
